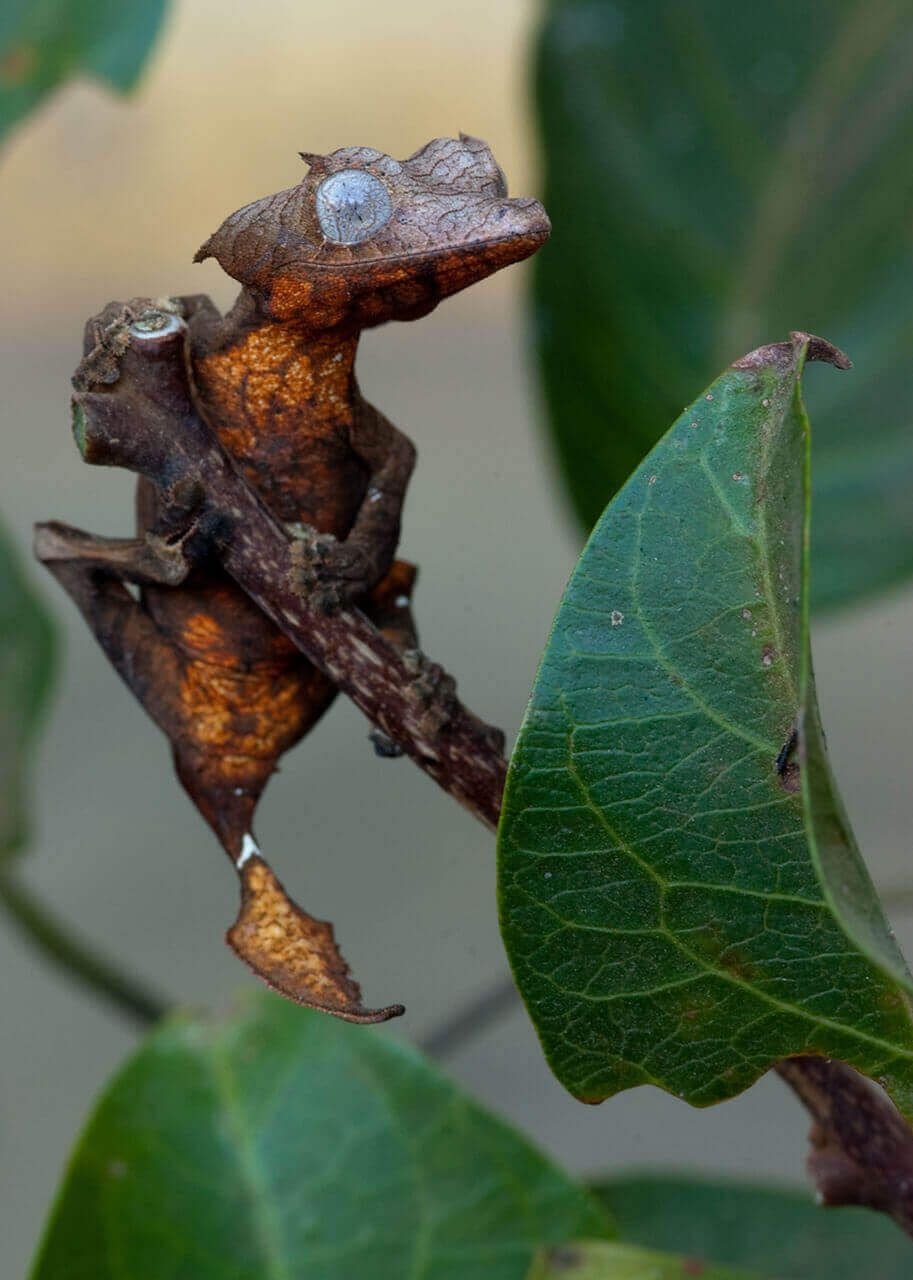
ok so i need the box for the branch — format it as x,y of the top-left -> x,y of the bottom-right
41,305 -> 913,1242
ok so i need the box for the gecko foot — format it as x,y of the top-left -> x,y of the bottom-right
402,648 -> 459,734
287,524 -> 377,614
35,520 -> 197,588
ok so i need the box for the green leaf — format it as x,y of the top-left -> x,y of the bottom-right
32,993 -> 613,1279
594,1173 -> 913,1279
535,0 -> 913,611
497,334 -> 913,1118
0,0 -> 168,148
0,519 -> 55,863
527,1241 -> 758,1280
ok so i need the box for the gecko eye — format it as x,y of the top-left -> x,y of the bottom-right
315,170 -> 392,244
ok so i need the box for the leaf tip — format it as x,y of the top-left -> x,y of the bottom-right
793,331 -> 852,370
731,332 -> 852,372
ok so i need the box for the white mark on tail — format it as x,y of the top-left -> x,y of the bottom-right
237,833 -> 260,868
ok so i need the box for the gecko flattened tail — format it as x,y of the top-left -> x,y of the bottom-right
228,849 -> 404,1023
173,737 -> 404,1022
170,679 -> 405,1023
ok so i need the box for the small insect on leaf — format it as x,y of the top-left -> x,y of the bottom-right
527,1240 -> 758,1279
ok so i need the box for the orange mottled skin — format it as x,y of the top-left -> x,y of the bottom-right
194,325 -> 363,531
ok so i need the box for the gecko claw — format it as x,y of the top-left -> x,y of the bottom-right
369,725 -> 405,758
403,648 -> 459,733
287,523 -> 376,613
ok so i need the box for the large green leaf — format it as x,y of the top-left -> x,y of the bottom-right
535,0 -> 913,611
32,993 -> 613,1279
0,520 -> 55,863
0,0 -> 168,148
498,334 -> 913,1117
594,1173 -> 913,1279
528,1241 -> 757,1279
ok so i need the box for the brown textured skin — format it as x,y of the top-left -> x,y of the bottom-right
142,136 -> 549,872
48,137 -> 549,1019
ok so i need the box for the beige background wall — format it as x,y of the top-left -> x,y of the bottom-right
3,1 -> 913,1272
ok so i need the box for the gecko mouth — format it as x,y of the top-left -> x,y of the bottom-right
271,202 -> 551,276
309,227 -> 549,275
255,202 -> 551,325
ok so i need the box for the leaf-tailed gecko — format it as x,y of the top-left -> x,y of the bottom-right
38,135 -> 549,1020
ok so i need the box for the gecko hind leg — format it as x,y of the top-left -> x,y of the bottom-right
35,520 -> 402,1022
35,521 -> 189,738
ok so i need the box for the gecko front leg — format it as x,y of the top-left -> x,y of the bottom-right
35,519 -> 198,589
289,400 -> 416,613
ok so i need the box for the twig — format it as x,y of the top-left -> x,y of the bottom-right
0,867 -> 167,1027
37,306 -> 913,1241
776,1057 -> 913,1237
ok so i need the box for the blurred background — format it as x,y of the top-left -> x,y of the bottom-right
2,0 -> 913,1273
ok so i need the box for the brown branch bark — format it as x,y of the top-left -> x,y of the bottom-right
39,307 -> 913,1242
776,1057 -> 913,1237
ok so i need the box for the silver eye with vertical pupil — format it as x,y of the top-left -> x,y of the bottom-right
315,170 -> 392,244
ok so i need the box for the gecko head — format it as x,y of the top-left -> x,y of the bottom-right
194,135 -> 550,330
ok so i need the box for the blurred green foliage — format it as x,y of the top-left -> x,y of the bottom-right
535,0 -> 913,611
32,995 -> 613,1278
0,0 -> 168,147
594,1174 -> 913,1278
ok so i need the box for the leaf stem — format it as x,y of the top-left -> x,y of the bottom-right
0,866 -> 167,1027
